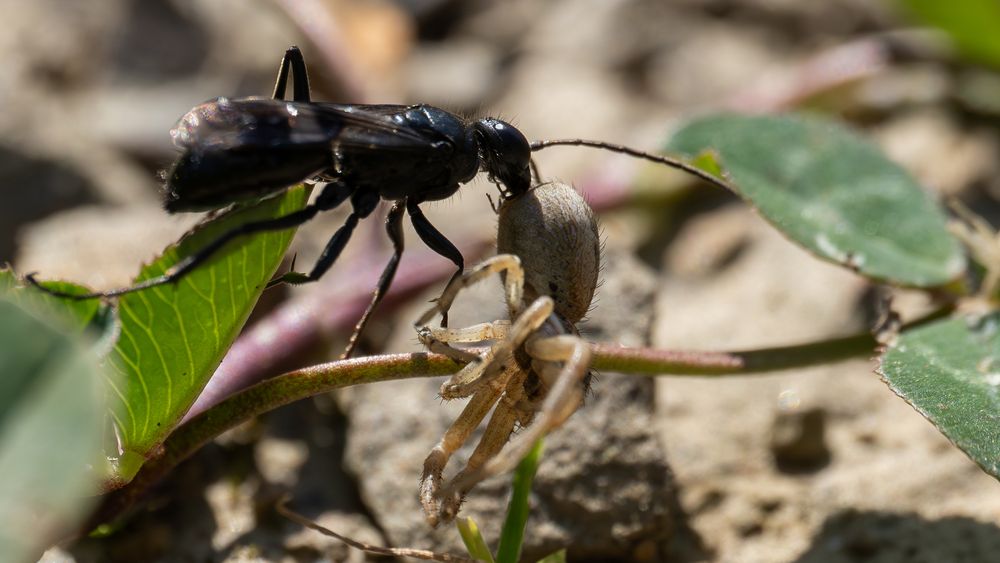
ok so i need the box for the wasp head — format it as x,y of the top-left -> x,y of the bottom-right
474,118 -> 531,199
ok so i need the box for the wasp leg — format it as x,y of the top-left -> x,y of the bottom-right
406,199 -> 464,327
418,321 -> 511,363
341,201 -> 405,359
27,182 -> 357,300
276,188 -> 379,289
271,45 -> 311,102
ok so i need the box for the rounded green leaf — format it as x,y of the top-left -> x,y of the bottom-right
0,300 -> 107,563
902,0 -> 1000,67
879,313 -> 1000,478
107,187 -> 309,475
666,114 -> 965,287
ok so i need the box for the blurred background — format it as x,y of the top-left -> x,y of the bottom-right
7,0 -> 1000,561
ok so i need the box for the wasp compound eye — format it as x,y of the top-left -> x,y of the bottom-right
475,118 -> 531,198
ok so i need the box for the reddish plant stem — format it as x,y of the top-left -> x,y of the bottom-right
92,352 -> 462,530
96,324 -> 894,528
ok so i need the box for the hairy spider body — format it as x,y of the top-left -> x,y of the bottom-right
414,181 -> 599,526
497,178 -> 600,323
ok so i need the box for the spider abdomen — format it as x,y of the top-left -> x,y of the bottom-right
497,181 -> 600,324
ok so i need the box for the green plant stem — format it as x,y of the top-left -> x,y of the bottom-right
90,353 -> 462,529
95,308 -> 951,528
150,334 -> 872,483
591,304 -> 953,376
496,439 -> 545,563
176,353 -> 461,461
590,332 -> 876,375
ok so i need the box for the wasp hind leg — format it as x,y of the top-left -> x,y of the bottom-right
271,46 -> 312,102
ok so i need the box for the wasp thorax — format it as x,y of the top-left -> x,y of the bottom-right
497,181 -> 600,324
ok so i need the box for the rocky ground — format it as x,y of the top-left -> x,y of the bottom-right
8,0 -> 1000,561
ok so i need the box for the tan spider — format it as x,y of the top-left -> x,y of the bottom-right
413,180 -> 600,526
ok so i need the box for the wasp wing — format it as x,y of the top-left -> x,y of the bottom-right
171,99 -> 452,158
166,100 -> 466,211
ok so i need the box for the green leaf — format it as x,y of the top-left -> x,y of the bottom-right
0,269 -> 102,331
496,439 -> 545,563
456,517 -> 496,563
0,300 -> 109,563
902,0 -> 1000,67
879,313 -> 1000,478
689,149 -> 724,178
536,549 -> 567,563
665,114 -> 965,287
107,187 -> 309,479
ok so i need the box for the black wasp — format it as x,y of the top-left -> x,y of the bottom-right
28,46 -> 726,358
28,46 -> 532,358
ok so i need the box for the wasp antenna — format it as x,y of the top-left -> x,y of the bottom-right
530,138 -> 734,193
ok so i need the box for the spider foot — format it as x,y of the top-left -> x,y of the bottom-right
420,450 -> 448,527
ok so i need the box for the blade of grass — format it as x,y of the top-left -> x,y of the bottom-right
456,517 -> 496,563
536,549 -> 567,563
496,439 -> 545,563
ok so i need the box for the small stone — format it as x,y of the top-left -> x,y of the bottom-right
254,438 -> 309,487
770,407 -> 830,472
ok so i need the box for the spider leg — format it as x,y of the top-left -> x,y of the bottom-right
442,331 -> 591,501
422,321 -> 512,344
438,296 -> 551,400
418,321 -> 511,363
417,260 -> 562,524
415,254 -> 524,329
414,253 -> 524,366
949,200 -> 1000,298
420,363 -> 516,527
435,368 -> 530,524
